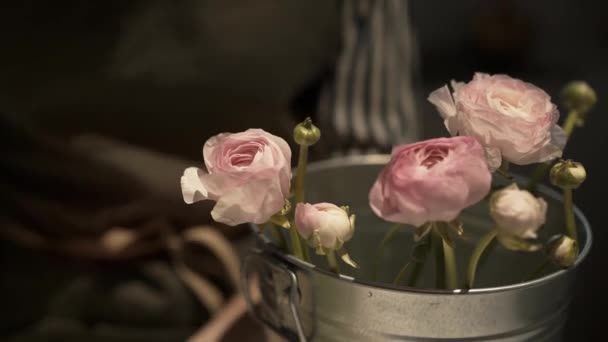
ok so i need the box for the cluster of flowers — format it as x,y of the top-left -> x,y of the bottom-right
181,73 -> 595,288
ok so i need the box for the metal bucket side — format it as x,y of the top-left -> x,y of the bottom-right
242,155 -> 592,341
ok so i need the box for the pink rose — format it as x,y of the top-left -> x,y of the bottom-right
428,73 -> 567,170
369,136 -> 491,227
181,129 -> 291,226
295,202 -> 355,253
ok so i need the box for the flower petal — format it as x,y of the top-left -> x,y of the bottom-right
181,167 -> 210,204
538,124 -> 567,162
211,179 -> 284,226
485,147 -> 502,172
428,85 -> 457,120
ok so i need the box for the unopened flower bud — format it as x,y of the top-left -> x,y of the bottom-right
546,235 -> 577,268
561,81 -> 597,115
490,184 -> 547,241
550,160 -> 586,189
295,202 -> 354,254
293,117 -> 321,146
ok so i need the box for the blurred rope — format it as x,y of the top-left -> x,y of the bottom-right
0,218 -> 241,318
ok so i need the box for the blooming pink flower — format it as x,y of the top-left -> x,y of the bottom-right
428,73 -> 567,170
369,136 -> 491,227
295,202 -> 355,253
181,129 -> 291,226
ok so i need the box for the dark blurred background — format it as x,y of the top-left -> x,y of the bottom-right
1,0 -> 607,341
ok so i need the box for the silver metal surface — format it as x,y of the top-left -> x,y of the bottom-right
242,155 -> 592,341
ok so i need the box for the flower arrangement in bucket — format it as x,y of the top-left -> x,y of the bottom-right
180,74 -> 596,341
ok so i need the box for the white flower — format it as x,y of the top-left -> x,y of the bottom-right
295,203 -> 355,254
490,184 -> 547,239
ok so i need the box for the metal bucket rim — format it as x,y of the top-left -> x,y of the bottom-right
259,154 -> 592,295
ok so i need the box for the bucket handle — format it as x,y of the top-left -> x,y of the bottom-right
241,250 -> 308,342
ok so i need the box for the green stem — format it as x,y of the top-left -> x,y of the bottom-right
301,237 -> 311,261
392,234 -> 432,287
527,162 -> 551,192
373,224 -> 402,280
564,188 -> 577,243
393,261 -> 411,285
292,144 -> 310,262
524,258 -> 551,282
407,236 -> 431,287
327,250 -> 340,274
562,110 -> 579,137
294,144 -> 308,204
406,259 -> 423,287
442,233 -> 459,290
288,222 -> 305,260
466,230 -> 497,289
378,224 -> 402,254
431,227 -> 445,289
528,110 -> 579,192
270,224 -> 286,250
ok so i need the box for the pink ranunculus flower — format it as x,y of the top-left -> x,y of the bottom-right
180,129 -> 292,226
295,202 -> 355,254
428,73 -> 567,170
369,136 -> 491,227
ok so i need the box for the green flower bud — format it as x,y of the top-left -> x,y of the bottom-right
550,160 -> 586,189
561,81 -> 597,114
293,117 -> 321,146
546,235 -> 577,268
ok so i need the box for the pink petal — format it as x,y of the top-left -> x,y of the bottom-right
428,85 -> 457,120
294,203 -> 319,239
211,179 -> 284,226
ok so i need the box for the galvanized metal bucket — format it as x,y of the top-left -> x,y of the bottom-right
242,155 -> 592,341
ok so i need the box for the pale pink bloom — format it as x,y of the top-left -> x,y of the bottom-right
490,184 -> 547,239
369,136 -> 491,227
181,129 -> 291,226
428,73 -> 567,170
295,203 -> 355,253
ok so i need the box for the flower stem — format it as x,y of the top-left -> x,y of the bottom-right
431,227 -> 445,289
392,234 -> 432,286
327,249 -> 340,274
564,188 -> 577,243
562,110 -> 580,137
466,229 -> 497,289
528,110 -> 579,192
288,222 -> 305,260
407,236 -> 432,287
527,162 -> 551,192
301,238 -> 311,260
393,260 -> 411,285
373,224 -> 402,280
442,233 -> 459,290
523,258 -> 551,282
270,224 -> 286,250
292,144 -> 311,262
295,144 -> 308,204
